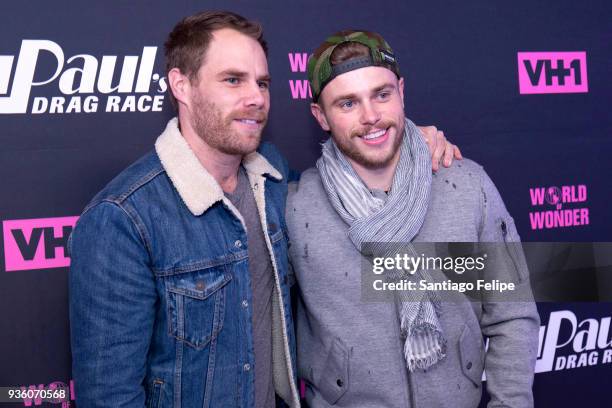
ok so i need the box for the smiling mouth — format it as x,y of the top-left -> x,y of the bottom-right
362,128 -> 387,140
233,118 -> 267,131
358,127 -> 390,145
235,118 -> 263,125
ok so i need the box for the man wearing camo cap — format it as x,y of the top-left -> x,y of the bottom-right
286,30 -> 540,407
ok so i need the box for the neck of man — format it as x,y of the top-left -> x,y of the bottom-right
348,149 -> 401,192
178,116 -> 242,194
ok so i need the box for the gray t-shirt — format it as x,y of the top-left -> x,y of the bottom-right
225,166 -> 275,407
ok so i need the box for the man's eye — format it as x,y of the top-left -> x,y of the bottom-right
258,81 -> 270,90
226,77 -> 240,85
378,91 -> 390,100
341,100 -> 354,109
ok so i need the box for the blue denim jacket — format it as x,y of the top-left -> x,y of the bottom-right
69,118 -> 300,408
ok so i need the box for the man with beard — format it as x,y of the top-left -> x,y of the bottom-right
69,11 -> 300,407
286,31 -> 540,407
69,11 -> 459,408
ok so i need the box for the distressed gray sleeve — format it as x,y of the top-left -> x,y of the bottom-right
285,182 -> 298,288
477,167 -> 541,408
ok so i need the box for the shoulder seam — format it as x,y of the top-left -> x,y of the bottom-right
116,168 -> 166,202
84,167 -> 166,211
80,200 -> 153,259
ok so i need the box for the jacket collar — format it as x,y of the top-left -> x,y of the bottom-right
155,117 -> 282,216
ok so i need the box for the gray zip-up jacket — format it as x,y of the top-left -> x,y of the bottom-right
287,158 -> 540,408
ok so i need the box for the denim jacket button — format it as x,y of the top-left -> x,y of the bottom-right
243,363 -> 251,371
242,300 -> 248,308
195,281 -> 206,290
234,240 -> 242,248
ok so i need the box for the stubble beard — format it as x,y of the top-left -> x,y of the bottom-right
191,94 -> 266,156
333,118 -> 405,169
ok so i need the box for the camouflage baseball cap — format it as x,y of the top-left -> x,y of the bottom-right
307,30 -> 401,102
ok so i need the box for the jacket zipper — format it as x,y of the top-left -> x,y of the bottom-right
500,219 -> 525,283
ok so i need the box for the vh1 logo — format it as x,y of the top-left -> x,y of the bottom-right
3,216 -> 78,272
517,52 -> 588,94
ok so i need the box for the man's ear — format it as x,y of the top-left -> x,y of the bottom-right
398,77 -> 405,109
310,102 -> 331,131
168,68 -> 191,108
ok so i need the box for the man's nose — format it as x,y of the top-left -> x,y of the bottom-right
359,101 -> 381,125
243,81 -> 266,108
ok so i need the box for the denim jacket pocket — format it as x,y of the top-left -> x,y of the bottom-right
146,378 -> 164,408
318,337 -> 350,404
166,269 -> 232,350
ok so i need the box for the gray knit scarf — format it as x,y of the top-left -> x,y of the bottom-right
316,118 -> 447,371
